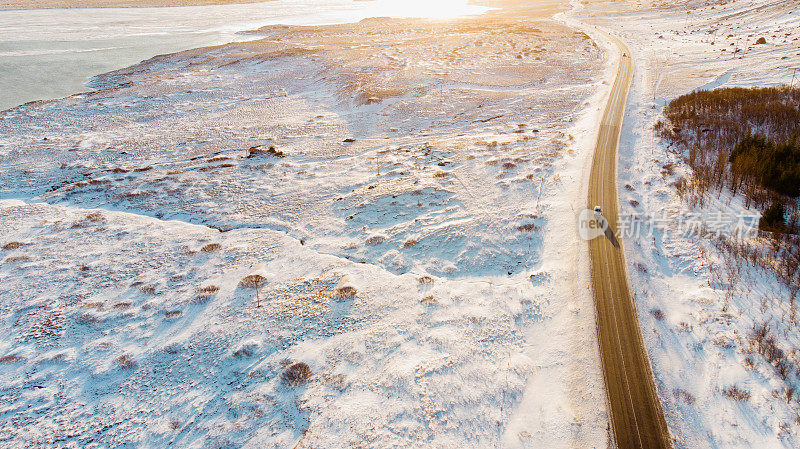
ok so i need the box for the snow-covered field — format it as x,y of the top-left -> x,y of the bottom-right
575,0 -> 800,447
0,12 -> 613,448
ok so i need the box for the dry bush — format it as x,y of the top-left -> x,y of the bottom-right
239,275 -> 266,289
2,241 -> 24,250
418,276 -> 434,285
403,239 -> 419,248
232,346 -> 254,358
673,388 -> 696,404
517,223 -> 537,232
420,295 -> 437,305
194,285 -> 220,304
722,385 -> 750,401
282,362 -> 313,386
0,355 -> 24,364
433,170 -> 448,178
207,156 -> 231,163
335,286 -> 357,300
240,274 -> 266,306
4,256 -> 31,264
115,355 -> 136,370
247,145 -> 284,158
113,302 -> 131,310
651,308 -> 665,320
139,284 -> 157,295
164,310 -> 182,319
200,243 -> 222,253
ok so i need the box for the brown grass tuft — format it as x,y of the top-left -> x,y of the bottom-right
0,355 -> 24,364
115,354 -> 136,370
403,239 -> 419,248
282,362 -> 313,386
2,241 -> 24,250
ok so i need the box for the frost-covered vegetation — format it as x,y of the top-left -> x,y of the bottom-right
0,11 -> 611,448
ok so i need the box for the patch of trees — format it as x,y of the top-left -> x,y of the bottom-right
660,85 -> 800,296
659,85 -> 800,214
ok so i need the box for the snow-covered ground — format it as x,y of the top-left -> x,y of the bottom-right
574,0 -> 800,447
0,12 -> 614,448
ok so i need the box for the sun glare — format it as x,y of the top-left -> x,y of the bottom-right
363,0 -> 491,20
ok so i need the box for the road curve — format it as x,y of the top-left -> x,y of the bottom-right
587,34 -> 672,449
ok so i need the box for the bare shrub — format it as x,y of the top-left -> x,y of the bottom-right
164,310 -> 182,319
335,285 -> 357,300
140,284 -> 157,295
282,362 -> 313,386
420,295 -> 437,305
418,276 -> 434,285
240,274 -> 266,307
403,239 -> 419,248
198,285 -> 220,295
673,388 -> 696,404
722,385 -> 750,401
232,346 -> 254,358
651,308 -> 665,320
115,355 -> 136,370
517,223 -> 537,232
247,145 -> 284,158
200,243 -> 222,253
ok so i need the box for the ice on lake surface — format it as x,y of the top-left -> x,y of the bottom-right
0,0 -> 490,110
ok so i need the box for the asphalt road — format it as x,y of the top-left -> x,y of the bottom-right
587,34 -> 672,449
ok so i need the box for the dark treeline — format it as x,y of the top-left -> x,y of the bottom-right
658,85 -> 800,211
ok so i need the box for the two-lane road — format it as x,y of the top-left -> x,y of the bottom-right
587,34 -> 672,449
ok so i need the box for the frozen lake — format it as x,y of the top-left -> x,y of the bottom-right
0,0 -> 489,110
